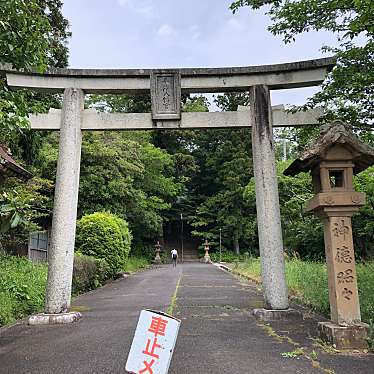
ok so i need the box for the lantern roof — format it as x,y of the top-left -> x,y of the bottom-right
284,122 -> 374,176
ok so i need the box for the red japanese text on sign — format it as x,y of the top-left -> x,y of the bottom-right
148,316 -> 168,337
126,310 -> 181,374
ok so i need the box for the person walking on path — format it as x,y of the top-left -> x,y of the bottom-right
171,248 -> 178,267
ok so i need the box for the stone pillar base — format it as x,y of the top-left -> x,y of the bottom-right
253,308 -> 303,321
28,312 -> 82,325
153,258 -> 162,265
318,321 -> 369,350
204,255 -> 211,263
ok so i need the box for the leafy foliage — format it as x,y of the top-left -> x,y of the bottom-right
352,166 -> 374,258
0,177 -> 52,253
87,94 -> 151,114
75,212 -> 132,276
0,0 -> 50,71
0,0 -> 70,136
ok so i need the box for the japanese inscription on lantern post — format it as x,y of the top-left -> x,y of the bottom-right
126,310 -> 181,374
325,216 -> 360,324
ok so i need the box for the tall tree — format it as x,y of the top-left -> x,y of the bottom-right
0,0 -> 70,246
0,0 -> 70,135
230,0 -> 374,133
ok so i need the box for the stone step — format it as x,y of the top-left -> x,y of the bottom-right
182,254 -> 199,258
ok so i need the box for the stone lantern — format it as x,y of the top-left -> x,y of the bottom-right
204,240 -> 211,263
154,241 -> 162,264
284,122 -> 374,349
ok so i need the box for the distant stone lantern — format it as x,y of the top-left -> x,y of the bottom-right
284,122 -> 374,349
154,241 -> 162,264
204,240 -> 211,263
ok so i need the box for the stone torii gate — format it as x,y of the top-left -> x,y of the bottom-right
1,57 -> 335,322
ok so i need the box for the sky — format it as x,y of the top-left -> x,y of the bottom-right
62,0 -> 336,108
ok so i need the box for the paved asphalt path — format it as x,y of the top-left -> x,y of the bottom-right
0,263 -> 373,373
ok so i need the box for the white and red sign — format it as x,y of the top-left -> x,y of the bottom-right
125,310 -> 181,374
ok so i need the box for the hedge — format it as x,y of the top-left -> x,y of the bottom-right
72,253 -> 111,294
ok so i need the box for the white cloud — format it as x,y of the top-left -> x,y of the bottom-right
189,25 -> 201,40
157,24 -> 177,38
117,0 -> 157,19
226,17 -> 245,31
117,0 -> 129,7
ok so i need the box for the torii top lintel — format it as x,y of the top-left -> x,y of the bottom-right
1,57 -> 335,94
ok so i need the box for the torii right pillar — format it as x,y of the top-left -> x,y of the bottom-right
250,85 -> 302,321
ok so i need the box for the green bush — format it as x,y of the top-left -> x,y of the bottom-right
72,254 -> 111,294
0,255 -> 47,326
75,212 -> 132,276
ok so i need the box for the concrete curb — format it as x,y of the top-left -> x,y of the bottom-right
213,262 -> 262,284
212,262 -> 232,272
253,308 -> 303,321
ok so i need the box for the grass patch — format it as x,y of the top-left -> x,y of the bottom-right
123,256 -> 150,273
281,347 -> 304,358
0,255 -> 47,326
235,258 -> 374,327
70,305 -> 92,312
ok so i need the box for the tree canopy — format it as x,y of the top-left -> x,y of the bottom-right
230,0 -> 374,132
0,0 -> 70,160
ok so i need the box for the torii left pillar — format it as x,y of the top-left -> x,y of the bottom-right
29,88 -> 84,325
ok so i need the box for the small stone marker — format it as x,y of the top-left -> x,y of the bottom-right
125,310 -> 181,374
204,239 -> 211,263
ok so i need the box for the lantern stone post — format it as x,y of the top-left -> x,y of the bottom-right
154,241 -> 162,264
284,122 -> 374,349
204,240 -> 211,263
